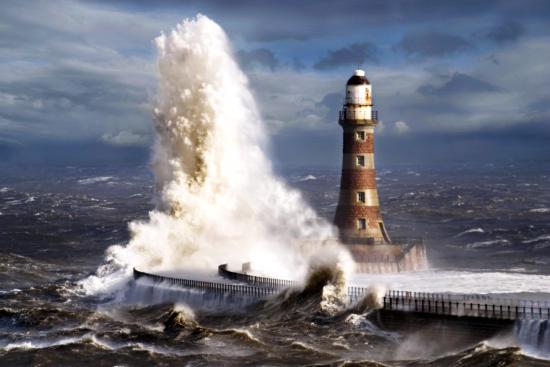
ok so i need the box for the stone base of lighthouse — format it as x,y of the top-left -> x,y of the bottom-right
347,240 -> 428,273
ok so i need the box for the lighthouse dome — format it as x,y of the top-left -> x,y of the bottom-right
347,69 -> 370,85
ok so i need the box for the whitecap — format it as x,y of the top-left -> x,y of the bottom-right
466,239 -> 510,249
351,270 -> 550,295
77,176 -> 114,185
296,174 -> 317,182
529,208 -> 550,213
454,227 -> 485,238
2,335 -> 89,351
522,235 -> 550,244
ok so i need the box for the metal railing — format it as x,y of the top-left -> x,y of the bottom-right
133,268 -> 277,298
339,110 -> 378,121
383,290 -> 550,320
133,268 -> 550,321
218,264 -> 295,289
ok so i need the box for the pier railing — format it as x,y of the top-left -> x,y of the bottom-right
134,268 -> 550,321
133,268 -> 277,298
383,290 -> 550,321
218,264 -> 295,289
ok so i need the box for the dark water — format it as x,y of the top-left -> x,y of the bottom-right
1,163 -> 550,366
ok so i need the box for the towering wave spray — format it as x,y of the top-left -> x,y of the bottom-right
84,15 -> 351,294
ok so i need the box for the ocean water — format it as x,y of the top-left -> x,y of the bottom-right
2,14 -> 550,367
1,163 -> 550,366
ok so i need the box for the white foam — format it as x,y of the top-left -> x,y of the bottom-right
523,235 -> 550,244
454,227 -> 485,238
351,270 -> 550,295
529,208 -> 550,213
296,175 -> 317,182
2,335 -> 89,351
77,176 -> 114,185
466,239 -> 510,249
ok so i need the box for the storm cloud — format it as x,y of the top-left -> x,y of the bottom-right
398,31 -> 472,58
1,0 -> 550,166
418,73 -> 500,96
314,43 -> 378,70
486,20 -> 525,43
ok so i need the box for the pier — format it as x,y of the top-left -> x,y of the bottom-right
134,266 -> 550,322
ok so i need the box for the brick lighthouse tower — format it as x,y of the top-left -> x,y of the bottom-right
334,69 -> 390,244
334,70 -> 427,272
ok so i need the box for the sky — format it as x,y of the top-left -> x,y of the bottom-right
1,0 -> 550,168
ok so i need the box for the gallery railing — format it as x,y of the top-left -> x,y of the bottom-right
339,110 -> 378,121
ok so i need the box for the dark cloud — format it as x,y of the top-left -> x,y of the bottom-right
237,48 -> 280,71
398,31 -> 472,58
314,43 -> 378,70
1,0 -> 550,167
418,73 -> 500,96
485,20 -> 525,43
105,0 -> 503,41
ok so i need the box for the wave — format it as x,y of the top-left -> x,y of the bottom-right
2,335 -> 90,351
454,227 -> 485,238
523,235 -> 550,244
77,176 -> 114,185
82,14 -> 347,298
466,239 -> 510,249
529,208 -> 550,213
296,175 -> 317,182
215,328 -> 265,347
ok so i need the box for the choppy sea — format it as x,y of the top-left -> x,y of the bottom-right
1,163 -> 550,366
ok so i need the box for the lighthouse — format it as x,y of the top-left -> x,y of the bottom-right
334,69 -> 390,244
333,70 -> 427,272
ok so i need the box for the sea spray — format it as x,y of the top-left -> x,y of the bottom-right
82,15 -> 349,295
261,248 -> 354,316
307,248 -> 353,315
349,285 -> 386,314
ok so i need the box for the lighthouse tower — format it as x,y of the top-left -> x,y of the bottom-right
334,70 -> 390,244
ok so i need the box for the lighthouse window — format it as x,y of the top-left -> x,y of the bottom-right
357,218 -> 367,230
356,131 -> 366,141
357,191 -> 366,203
356,155 -> 365,167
